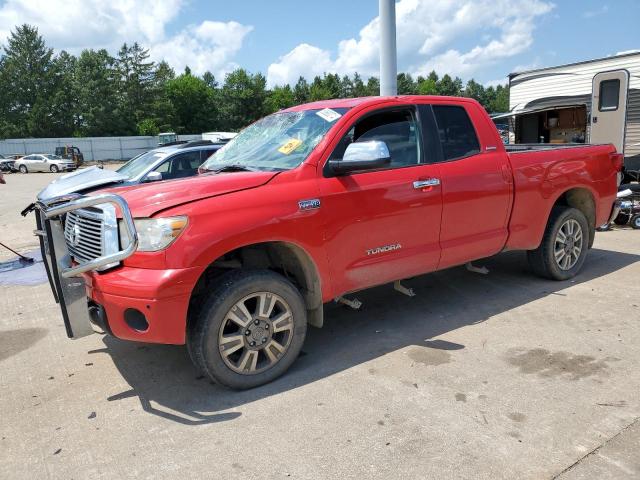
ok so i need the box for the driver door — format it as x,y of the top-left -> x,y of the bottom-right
318,106 -> 443,296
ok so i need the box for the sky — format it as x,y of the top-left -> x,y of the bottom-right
0,0 -> 638,87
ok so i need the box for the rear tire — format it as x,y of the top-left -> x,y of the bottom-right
19,165 -> 27,174
614,214 -> 630,226
50,164 -> 59,173
527,206 -> 590,280
187,269 -> 307,389
631,214 -> 640,230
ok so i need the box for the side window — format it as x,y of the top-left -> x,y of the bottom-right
154,160 -> 170,174
599,79 -> 620,111
155,151 -> 201,180
432,105 -> 480,161
201,149 -> 218,161
329,109 -> 420,168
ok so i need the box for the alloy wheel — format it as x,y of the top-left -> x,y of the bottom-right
218,292 -> 294,375
554,218 -> 583,270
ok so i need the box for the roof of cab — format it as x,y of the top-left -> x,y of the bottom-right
283,95 -> 479,112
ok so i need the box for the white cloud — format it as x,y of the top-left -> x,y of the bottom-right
151,21 -> 253,76
583,5 -> 608,18
266,0 -> 554,87
267,44 -> 333,87
0,0 -> 252,78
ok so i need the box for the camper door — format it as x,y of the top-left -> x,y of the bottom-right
590,70 -> 629,153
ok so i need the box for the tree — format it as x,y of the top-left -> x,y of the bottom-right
396,73 -> 416,95
115,42 -> 155,134
219,69 -> 267,130
150,61 -> 176,131
489,84 -> 509,113
46,51 -> 78,137
293,77 -> 310,104
416,76 -> 437,95
266,85 -> 295,113
165,73 -> 215,133
365,76 -> 380,96
437,74 -> 463,97
351,73 -> 368,97
202,71 -> 218,89
463,79 -> 486,105
309,73 -> 341,101
137,118 -> 160,136
0,25 -> 54,137
75,49 -> 121,136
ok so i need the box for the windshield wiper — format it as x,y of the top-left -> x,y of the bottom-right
213,164 -> 257,173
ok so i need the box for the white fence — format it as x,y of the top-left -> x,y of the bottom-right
0,134 -> 201,161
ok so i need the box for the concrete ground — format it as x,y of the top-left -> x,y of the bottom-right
1,171 -> 639,479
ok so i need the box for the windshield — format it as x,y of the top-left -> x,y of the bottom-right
201,108 -> 348,172
116,151 -> 166,179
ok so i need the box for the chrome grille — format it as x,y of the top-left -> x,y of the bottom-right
64,209 -> 104,263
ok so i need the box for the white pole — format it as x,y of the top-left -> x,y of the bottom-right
379,0 -> 397,96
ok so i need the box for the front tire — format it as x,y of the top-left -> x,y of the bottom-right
631,214 -> 640,230
19,165 -> 27,174
188,269 -> 307,389
50,164 -> 59,173
527,206 -> 590,280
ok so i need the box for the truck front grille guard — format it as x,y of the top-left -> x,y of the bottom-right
40,193 -> 138,278
34,193 -> 138,339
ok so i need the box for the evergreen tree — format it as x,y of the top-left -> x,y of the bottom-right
0,25 -> 54,137
293,76 -> 310,104
116,42 -> 155,134
75,49 -> 121,136
219,69 -> 267,130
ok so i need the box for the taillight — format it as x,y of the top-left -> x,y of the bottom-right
610,153 -> 624,172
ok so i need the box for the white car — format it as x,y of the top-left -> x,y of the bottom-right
14,154 -> 77,174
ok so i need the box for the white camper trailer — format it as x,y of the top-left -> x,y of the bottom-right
498,51 -> 640,181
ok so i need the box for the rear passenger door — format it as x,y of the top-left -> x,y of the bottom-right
425,103 -> 512,268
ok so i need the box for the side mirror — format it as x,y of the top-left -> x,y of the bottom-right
327,140 -> 391,175
145,171 -> 163,182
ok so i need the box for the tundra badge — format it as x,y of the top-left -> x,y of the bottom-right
366,244 -> 402,256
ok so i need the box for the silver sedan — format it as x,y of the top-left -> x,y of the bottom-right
14,154 -> 77,173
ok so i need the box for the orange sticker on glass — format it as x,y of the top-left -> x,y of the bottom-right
278,138 -> 303,155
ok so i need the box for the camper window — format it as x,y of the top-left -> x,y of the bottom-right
599,79 -> 620,111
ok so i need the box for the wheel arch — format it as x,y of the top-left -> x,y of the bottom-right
551,187 -> 597,248
188,240 -> 324,331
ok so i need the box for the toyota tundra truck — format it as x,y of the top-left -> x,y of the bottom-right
26,96 -> 622,389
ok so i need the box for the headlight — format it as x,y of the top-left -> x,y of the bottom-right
119,216 -> 188,252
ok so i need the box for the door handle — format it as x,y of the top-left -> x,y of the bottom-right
413,178 -> 440,189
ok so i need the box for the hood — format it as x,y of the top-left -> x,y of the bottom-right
37,166 -> 128,200
99,171 -> 279,217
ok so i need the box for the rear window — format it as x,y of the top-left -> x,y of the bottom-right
432,105 -> 480,161
599,79 -> 620,111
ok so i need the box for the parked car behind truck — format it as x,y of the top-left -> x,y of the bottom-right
15,154 -> 76,173
38,140 -> 223,199
29,95 -> 621,389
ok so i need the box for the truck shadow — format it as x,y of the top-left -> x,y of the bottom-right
96,248 -> 639,425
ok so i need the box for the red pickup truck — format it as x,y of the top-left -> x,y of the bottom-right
31,96 -> 621,389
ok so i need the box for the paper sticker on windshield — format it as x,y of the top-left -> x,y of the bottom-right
316,108 -> 342,122
278,138 -> 303,155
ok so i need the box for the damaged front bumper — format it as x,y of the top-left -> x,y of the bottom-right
30,194 -> 138,339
